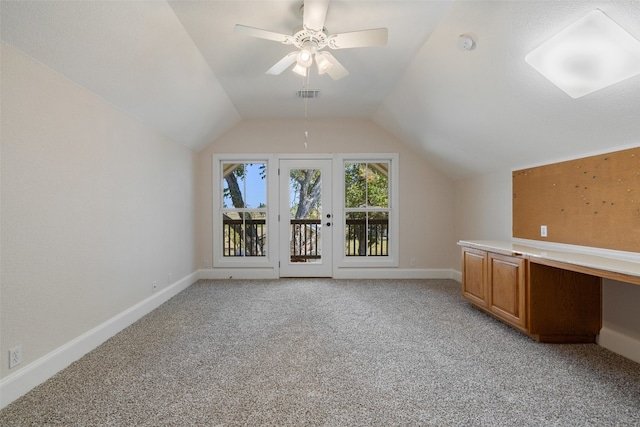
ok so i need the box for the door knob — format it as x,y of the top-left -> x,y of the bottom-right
326,222 -> 331,226
326,214 -> 331,218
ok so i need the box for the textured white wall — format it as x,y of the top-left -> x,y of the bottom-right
602,279 -> 640,342
195,119 -> 457,272
453,170 -> 513,243
0,43 -> 197,379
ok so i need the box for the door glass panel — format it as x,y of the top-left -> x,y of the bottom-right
289,169 -> 322,263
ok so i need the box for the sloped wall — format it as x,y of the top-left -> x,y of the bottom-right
195,119 -> 457,273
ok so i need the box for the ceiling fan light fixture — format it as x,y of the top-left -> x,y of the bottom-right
292,63 -> 308,77
296,49 -> 313,68
315,51 -> 333,74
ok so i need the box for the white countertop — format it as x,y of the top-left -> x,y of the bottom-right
458,240 -> 640,280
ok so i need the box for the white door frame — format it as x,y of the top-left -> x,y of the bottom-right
279,158 -> 333,277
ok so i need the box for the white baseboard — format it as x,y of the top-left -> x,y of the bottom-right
198,267 -> 459,281
597,326 -> 640,364
333,268 -> 459,280
451,269 -> 462,283
0,271 -> 199,410
198,268 -> 279,280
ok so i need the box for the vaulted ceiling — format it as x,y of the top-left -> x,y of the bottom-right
2,1 -> 639,180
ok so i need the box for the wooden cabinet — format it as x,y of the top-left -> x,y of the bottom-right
460,246 -> 602,343
461,247 -> 488,308
488,253 -> 527,330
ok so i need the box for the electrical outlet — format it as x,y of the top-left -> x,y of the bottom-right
9,345 -> 22,369
167,273 -> 172,284
204,260 -> 210,268
410,258 -> 416,267
152,281 -> 157,293
541,225 -> 548,237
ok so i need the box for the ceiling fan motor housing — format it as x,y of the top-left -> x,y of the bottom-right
292,25 -> 329,50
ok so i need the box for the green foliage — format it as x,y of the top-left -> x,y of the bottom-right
345,163 -> 388,208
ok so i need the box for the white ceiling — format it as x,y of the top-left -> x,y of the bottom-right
2,1 -> 640,180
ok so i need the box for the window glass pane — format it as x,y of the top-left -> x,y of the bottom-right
222,163 -> 246,208
222,211 -> 266,257
222,163 -> 267,209
245,163 -> 266,208
243,211 -> 267,257
345,212 -> 366,256
222,211 -> 242,256
367,212 -> 389,256
345,163 -> 366,208
366,163 -> 389,208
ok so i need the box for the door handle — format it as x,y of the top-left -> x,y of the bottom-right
326,222 -> 331,226
326,214 -> 331,218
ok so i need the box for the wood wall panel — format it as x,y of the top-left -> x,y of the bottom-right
513,147 -> 640,252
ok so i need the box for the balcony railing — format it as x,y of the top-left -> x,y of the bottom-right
345,218 -> 389,256
222,217 -> 266,257
222,217 -> 389,258
290,219 -> 322,262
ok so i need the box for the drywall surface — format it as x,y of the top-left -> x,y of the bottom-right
603,279 -> 640,343
196,119 -> 456,272
454,170 -> 513,243
1,43 -> 197,379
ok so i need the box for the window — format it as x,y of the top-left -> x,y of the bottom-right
213,155 -> 277,269
337,155 -> 398,267
344,162 -> 390,256
221,162 -> 267,257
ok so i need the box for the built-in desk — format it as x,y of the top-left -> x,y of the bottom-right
458,240 -> 640,343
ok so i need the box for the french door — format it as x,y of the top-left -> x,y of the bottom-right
279,159 -> 332,277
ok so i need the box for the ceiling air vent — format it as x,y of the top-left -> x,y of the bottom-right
296,89 -> 320,99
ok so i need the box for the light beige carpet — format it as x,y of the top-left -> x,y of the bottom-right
1,279 -> 639,426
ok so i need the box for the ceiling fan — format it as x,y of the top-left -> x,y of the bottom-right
234,0 -> 388,80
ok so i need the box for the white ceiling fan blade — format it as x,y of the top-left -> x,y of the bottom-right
321,51 -> 349,80
234,24 -> 292,44
266,52 -> 298,75
303,0 -> 330,32
328,28 -> 388,49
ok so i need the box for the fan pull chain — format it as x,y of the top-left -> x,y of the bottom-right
303,71 -> 310,149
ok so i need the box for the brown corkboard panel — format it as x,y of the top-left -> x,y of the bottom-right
513,147 -> 640,252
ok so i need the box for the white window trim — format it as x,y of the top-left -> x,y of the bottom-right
212,154 -> 278,269
333,153 -> 399,269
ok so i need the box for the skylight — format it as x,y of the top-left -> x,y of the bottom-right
525,10 -> 640,98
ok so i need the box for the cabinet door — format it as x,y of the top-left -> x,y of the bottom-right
488,253 -> 527,329
461,248 -> 488,308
